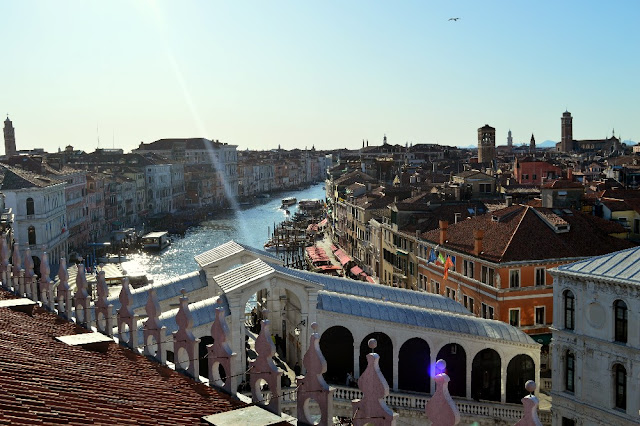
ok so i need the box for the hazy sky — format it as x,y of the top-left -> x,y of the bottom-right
2,1 -> 639,154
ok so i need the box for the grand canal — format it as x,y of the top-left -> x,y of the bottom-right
119,183 -> 326,283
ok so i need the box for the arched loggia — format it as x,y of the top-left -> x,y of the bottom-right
472,348 -> 501,402
506,354 -> 535,403
319,326 -> 354,385
398,337 -> 430,393
359,332 -> 393,387
436,343 -> 466,397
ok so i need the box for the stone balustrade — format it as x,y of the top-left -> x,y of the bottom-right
276,384 -> 552,425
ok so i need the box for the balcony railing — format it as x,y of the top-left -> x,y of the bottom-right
255,385 -> 551,425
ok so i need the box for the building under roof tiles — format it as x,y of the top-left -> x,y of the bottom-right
420,204 -> 635,263
0,163 -> 63,190
0,290 -> 242,425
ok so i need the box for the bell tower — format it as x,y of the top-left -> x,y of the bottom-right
3,116 -> 16,158
477,124 -> 496,164
561,110 -> 573,152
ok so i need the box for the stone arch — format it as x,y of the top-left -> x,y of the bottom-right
26,197 -> 35,215
32,256 -> 41,279
506,354 -> 535,403
472,348 -> 501,402
398,337 -> 430,393
28,226 -> 37,245
436,343 -> 466,397
360,332 -> 392,387
319,325 -> 353,385
199,336 -> 215,380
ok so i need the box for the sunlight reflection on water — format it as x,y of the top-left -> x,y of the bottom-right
120,184 -> 325,283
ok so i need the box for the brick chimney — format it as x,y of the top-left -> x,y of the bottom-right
439,220 -> 448,245
473,229 -> 484,256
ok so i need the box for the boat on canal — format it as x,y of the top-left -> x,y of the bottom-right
141,231 -> 171,251
281,196 -> 297,208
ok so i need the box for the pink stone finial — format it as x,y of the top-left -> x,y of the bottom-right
525,380 -> 536,395
368,338 -> 377,351
250,309 -> 282,415
143,288 -> 167,364
425,359 -> 460,426
95,270 -> 113,336
116,277 -> 137,348
56,258 -> 72,319
172,290 -> 200,380
207,297 -> 236,395
351,346 -> 397,425
515,381 -> 542,426
297,321 -> 334,425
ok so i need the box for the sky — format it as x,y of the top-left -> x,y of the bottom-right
1,1 -> 639,154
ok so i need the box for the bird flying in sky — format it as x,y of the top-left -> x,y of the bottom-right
448,17 -> 460,21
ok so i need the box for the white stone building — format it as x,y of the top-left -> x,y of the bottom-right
144,163 -> 172,215
106,240 -> 544,424
0,164 -> 68,267
550,246 -> 640,426
134,138 -> 238,199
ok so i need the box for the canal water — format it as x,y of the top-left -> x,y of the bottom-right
120,183 -> 326,284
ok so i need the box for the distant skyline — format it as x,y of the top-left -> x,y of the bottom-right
2,1 -> 639,154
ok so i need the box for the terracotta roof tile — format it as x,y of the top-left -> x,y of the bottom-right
0,292 -> 242,424
421,205 -> 635,262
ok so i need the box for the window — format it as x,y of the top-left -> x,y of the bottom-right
614,364 -> 627,410
464,260 -> 474,279
561,418 -> 576,426
535,268 -> 546,286
463,295 -> 474,313
28,226 -> 36,245
509,270 -> 520,288
481,265 -> 494,286
535,306 -> 545,325
564,290 -> 575,330
446,287 -> 456,300
481,303 -> 494,319
431,280 -> 440,295
532,174 -> 537,181
614,300 -> 628,343
509,309 -> 520,327
565,351 -> 575,392
26,197 -> 34,215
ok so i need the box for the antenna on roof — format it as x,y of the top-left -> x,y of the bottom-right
97,124 -> 100,148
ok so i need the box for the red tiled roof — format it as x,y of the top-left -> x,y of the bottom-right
0,290 -> 242,424
421,205 -> 635,263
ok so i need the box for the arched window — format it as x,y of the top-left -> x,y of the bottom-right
565,351 -> 575,393
26,197 -> 34,215
28,226 -> 36,246
614,300 -> 628,343
564,290 -> 575,330
614,364 -> 626,410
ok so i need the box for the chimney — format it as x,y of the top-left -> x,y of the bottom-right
454,212 -> 461,224
439,220 -> 449,245
473,229 -> 484,256
505,196 -> 512,207
567,168 -> 573,181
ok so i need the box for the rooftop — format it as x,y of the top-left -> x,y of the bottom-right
0,290 -> 242,425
